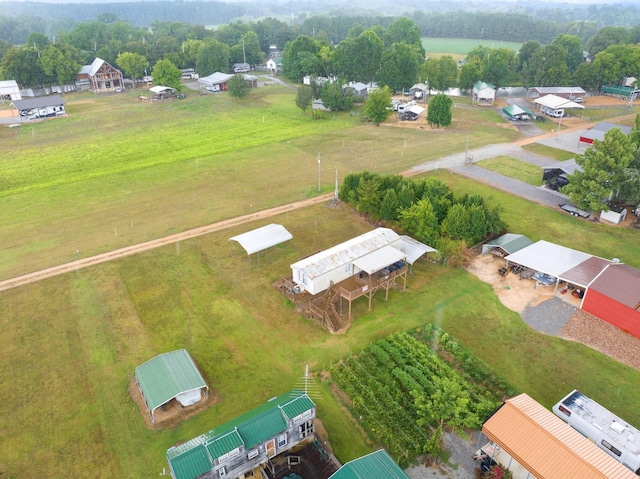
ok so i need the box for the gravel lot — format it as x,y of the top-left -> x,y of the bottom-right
405,431 -> 482,479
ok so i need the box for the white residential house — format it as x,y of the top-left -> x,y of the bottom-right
472,81 -> 496,105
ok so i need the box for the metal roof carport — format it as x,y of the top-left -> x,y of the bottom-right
135,349 -> 208,424
482,394 -> 637,479
399,235 -> 437,271
504,240 -> 591,280
229,223 -> 292,269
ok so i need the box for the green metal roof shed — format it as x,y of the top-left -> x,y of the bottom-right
329,450 -> 409,479
482,233 -> 533,256
135,349 -> 208,423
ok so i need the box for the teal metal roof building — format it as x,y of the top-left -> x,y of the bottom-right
167,390 -> 316,479
135,349 -> 208,423
329,450 -> 410,479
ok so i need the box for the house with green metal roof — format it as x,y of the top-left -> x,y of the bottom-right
135,349 -> 209,424
166,390 -> 316,479
328,450 -> 409,479
472,81 -> 496,105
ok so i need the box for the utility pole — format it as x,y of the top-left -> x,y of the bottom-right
317,153 -> 321,192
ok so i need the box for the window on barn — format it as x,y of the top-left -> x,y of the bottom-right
278,434 -> 287,448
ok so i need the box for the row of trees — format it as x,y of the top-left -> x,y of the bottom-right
339,173 -> 504,261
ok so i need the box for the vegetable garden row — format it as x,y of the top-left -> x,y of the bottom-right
329,326 -> 516,466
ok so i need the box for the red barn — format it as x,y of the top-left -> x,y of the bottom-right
582,263 -> 640,339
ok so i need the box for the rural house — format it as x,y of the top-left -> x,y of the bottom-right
266,57 -> 282,74
472,81 -> 496,105
287,228 -> 435,330
11,95 -> 66,120
77,58 -> 124,94
166,390 -> 316,479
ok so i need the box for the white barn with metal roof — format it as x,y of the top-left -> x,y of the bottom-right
0,80 -> 21,101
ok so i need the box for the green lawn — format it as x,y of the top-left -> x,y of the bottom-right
476,156 -> 543,185
2,200 -> 640,478
422,37 -> 523,57
0,87 -> 521,281
3,85 -> 640,478
521,143 -> 576,161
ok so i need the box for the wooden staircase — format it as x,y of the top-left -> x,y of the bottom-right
311,285 -> 343,332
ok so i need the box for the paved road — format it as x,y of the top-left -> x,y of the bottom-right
406,141 -> 570,208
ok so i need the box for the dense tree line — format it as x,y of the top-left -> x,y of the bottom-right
5,8 -> 640,95
339,172 -> 505,261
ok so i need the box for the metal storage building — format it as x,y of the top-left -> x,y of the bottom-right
481,393 -> 638,479
135,349 -> 208,423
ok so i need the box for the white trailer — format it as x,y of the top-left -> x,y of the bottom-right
553,389 -> 640,475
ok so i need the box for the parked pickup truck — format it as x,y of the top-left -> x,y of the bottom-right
560,204 -> 590,218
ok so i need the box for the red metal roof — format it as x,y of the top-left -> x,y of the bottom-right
589,263 -> 640,310
559,256 -> 613,288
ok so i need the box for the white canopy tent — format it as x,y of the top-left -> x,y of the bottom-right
229,223 -> 293,269
534,94 -> 584,138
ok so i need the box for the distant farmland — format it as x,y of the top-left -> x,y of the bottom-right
422,37 -> 523,57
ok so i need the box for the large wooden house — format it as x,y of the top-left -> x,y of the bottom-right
166,390 -> 316,479
78,58 -> 124,94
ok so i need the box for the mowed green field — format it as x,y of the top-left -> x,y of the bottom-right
422,37 -> 523,57
0,86 -> 520,281
3,85 -> 640,478
2,186 -> 640,478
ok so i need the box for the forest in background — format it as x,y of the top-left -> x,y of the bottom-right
3,0 -> 640,45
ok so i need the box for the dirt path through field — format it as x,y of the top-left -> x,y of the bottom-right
0,193 -> 333,292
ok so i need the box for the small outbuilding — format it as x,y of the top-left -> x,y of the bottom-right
11,95 -> 66,120
582,263 -> 640,339
472,81 -> 496,105
229,223 -> 293,269
329,450 -> 410,479
480,393 -> 638,479
135,349 -> 208,424
579,122 -> 632,146
481,233 -> 533,256
266,57 -> 282,74
502,104 -> 534,121
600,203 -> 627,224
528,86 -> 585,102
198,72 -> 234,93
409,83 -> 427,100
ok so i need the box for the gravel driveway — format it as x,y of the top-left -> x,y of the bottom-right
405,431 -> 482,479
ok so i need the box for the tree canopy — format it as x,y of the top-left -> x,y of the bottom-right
363,85 -> 393,125
427,94 -> 452,128
151,58 -> 182,91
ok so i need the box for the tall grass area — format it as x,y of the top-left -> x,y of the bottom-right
421,37 -> 522,57
0,87 -> 520,280
1,201 -> 640,478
